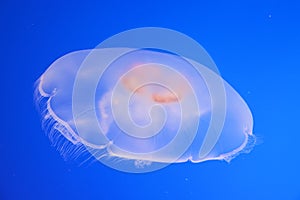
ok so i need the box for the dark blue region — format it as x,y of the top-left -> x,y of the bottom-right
139,48 -> 180,56
0,0 -> 300,200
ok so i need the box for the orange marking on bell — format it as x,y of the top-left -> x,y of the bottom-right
152,92 -> 180,103
120,64 -> 186,103
121,64 -> 161,94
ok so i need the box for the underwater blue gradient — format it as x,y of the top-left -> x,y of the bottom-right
1,0 -> 300,199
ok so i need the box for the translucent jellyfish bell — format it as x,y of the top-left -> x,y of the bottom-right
35,28 -> 255,173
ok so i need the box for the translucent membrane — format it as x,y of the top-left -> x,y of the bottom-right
35,28 -> 255,173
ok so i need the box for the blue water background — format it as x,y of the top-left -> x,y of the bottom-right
1,1 -> 300,199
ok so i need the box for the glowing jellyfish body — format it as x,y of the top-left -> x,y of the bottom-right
35,28 -> 255,173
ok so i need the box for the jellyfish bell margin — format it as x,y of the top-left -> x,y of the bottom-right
35,48 -> 255,173
34,27 -> 255,173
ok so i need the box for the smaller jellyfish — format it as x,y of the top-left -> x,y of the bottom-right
35,28 -> 255,173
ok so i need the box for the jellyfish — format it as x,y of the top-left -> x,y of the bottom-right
34,28 -> 255,173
